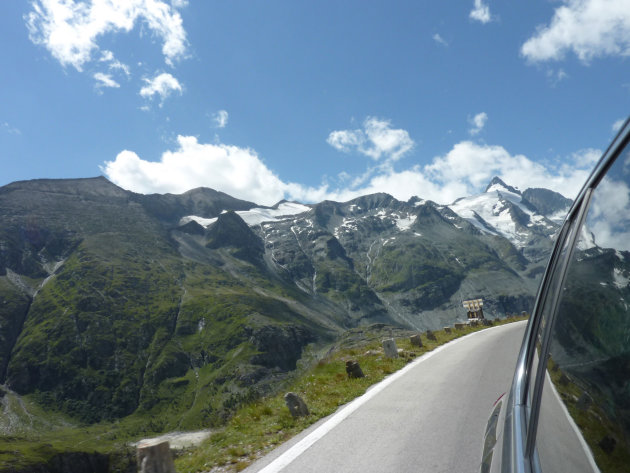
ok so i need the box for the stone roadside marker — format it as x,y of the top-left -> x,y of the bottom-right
382,338 -> 398,358
137,439 -> 176,473
410,334 -> 423,347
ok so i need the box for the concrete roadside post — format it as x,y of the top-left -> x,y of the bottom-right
137,439 -> 176,473
382,338 -> 398,358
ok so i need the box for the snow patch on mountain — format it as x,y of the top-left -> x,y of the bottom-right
577,226 -> 597,251
448,181 -> 553,247
613,268 -> 629,289
180,215 -> 218,227
237,202 -> 310,225
547,208 -> 569,223
394,215 -> 416,231
334,217 -> 360,238
180,202 -> 310,227
450,191 -> 522,239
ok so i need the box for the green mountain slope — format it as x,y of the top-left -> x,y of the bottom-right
0,176 -> 561,471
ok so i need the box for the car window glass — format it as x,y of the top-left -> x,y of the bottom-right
526,220 -> 576,415
535,144 -> 630,472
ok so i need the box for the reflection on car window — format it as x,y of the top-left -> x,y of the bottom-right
536,145 -> 630,472
527,228 -> 571,410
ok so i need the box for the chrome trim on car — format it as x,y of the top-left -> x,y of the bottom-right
486,118 -> 630,473
526,186 -> 593,462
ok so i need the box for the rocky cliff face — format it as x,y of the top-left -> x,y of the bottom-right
0,175 -> 566,431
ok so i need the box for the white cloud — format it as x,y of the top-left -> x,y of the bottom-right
100,50 -> 114,62
587,175 -> 630,250
327,129 -> 364,153
425,141 -> 598,201
2,122 -> 22,135
139,72 -> 182,103
99,50 -> 130,76
468,112 -> 488,135
470,0 -> 492,24
213,110 -> 229,128
292,143 -> 596,204
327,117 -> 415,162
546,68 -> 569,85
94,72 -> 120,88
521,0 -> 630,63
316,142 -> 598,204
102,133 -> 599,209
433,33 -> 448,46
613,118 -> 626,132
102,135 -> 300,205
25,0 -> 188,71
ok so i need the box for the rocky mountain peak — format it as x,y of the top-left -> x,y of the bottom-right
521,187 -> 572,220
205,210 -> 264,264
485,176 -> 521,195
0,174 -> 569,437
1,176 -> 129,200
348,193 -> 399,212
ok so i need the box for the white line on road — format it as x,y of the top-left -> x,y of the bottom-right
257,322 -> 522,473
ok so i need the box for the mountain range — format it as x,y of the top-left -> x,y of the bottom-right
0,175 -> 571,432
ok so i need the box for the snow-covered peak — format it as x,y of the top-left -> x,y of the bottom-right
235,202 -> 310,225
180,202 -> 310,228
449,193 -> 515,237
485,176 -> 521,195
449,179 -> 556,247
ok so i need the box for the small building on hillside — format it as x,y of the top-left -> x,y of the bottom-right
463,298 -> 485,320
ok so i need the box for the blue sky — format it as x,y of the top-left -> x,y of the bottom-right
1,1 -> 629,206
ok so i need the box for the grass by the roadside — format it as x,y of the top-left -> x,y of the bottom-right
175,316 -> 527,472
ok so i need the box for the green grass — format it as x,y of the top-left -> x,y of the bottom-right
547,360 -> 630,473
175,316 -> 527,473
0,316 -> 526,473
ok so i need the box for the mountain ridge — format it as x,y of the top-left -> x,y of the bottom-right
0,175 -> 568,435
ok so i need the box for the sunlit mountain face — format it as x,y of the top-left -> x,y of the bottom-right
0,175 -> 567,428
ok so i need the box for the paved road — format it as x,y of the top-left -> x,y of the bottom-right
245,321 -> 527,473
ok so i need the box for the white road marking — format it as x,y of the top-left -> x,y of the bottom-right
257,323 -> 517,473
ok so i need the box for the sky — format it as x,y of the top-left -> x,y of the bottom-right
1,0 -> 629,206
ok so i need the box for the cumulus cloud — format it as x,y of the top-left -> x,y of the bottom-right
139,72 -> 182,103
521,0 -> 630,63
327,117 -> 415,162
213,110 -> 229,128
470,0 -> 492,24
25,0 -> 187,70
94,72 -> 120,89
468,112 -> 488,135
426,142 -> 599,201
102,135 -> 300,205
102,133 -> 600,208
293,143 -> 596,204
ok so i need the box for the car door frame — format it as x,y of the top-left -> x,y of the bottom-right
501,118 -> 630,473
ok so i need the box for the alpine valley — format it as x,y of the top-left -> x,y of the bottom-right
0,176 -> 571,471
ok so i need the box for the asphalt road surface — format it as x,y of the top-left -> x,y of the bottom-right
245,321 -> 527,473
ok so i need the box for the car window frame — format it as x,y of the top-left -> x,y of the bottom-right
524,187 -> 593,460
518,118 -> 630,471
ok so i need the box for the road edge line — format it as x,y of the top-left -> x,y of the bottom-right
256,321 -> 525,473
